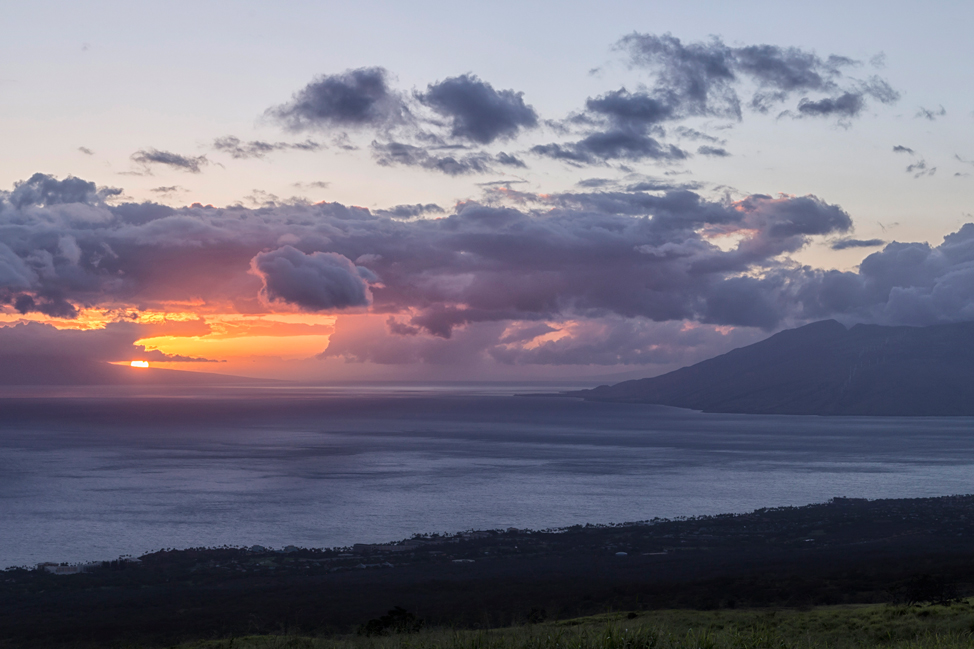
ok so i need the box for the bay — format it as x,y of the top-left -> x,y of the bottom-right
2,384 -> 973,569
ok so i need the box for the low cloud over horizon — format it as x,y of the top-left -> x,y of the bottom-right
1,170 -> 972,376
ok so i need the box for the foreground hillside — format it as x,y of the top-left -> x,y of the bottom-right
173,603 -> 974,649
3,495 -> 974,647
573,320 -> 974,415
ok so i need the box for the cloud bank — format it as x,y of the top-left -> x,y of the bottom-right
1,173 -> 971,367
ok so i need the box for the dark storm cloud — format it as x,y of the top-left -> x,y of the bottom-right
831,238 -> 885,250
267,67 -> 408,132
78,147 -> 94,156
131,149 -> 209,174
893,145 -> 915,154
4,173 -> 972,364
213,136 -> 323,159
251,246 -> 374,311
419,74 -> 538,144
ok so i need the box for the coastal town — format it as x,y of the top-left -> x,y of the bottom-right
4,495 -> 974,646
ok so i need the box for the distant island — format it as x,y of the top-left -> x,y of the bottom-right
0,356 -> 269,386
570,320 -> 974,416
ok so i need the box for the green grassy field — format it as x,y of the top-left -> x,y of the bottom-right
175,600 -> 974,649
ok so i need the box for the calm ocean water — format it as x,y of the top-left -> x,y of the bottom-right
2,384 -> 974,568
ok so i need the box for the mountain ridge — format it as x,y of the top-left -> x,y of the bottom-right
571,319 -> 974,416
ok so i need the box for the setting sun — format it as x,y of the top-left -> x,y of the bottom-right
130,361 -> 149,368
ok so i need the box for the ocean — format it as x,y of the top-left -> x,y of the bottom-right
2,384 -> 973,569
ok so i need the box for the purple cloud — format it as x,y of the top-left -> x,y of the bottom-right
251,246 -> 375,311
420,74 -> 538,144
1,174 -> 971,367
268,67 -> 408,132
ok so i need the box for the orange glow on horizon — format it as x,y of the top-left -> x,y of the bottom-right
132,313 -> 337,361
1,304 -> 338,364
137,333 -> 330,360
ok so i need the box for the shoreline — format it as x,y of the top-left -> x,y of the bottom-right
12,492 -> 971,572
6,492 -> 974,646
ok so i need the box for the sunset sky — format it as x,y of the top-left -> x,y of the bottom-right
1,0 -> 973,382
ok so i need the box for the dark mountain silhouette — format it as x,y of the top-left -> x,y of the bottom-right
572,320 -> 974,415
0,356 -> 267,386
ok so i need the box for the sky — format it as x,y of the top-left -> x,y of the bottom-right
1,0 -> 973,382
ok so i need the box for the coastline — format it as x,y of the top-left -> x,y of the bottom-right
5,494 -> 974,646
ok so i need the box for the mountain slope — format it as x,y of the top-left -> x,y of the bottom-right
574,320 -> 974,415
